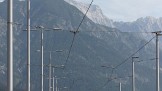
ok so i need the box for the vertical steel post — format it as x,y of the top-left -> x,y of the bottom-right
7,0 -> 13,91
41,29 -> 44,91
156,33 -> 160,91
27,0 -> 31,91
53,68 -> 55,91
132,57 -> 138,91
56,78 -> 58,91
119,82 -> 121,91
132,59 -> 135,91
152,31 -> 162,91
53,77 -> 55,91
49,52 -> 52,91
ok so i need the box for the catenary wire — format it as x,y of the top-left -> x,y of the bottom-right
3,1 -> 157,91
94,35 -> 155,91
114,36 -> 155,69
10,3 -> 156,90
12,22 -> 154,34
63,0 -> 94,68
11,4 -> 155,83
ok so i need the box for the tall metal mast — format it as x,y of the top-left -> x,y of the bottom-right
132,57 -> 139,91
119,82 -> 121,91
7,0 -> 13,91
49,52 -> 52,91
27,0 -> 31,91
152,31 -> 162,91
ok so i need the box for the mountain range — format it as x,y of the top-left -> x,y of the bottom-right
65,0 -> 162,33
0,0 -> 161,91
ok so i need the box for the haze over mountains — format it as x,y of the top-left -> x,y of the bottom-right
65,0 -> 162,33
0,0 -> 161,91
65,0 -> 162,43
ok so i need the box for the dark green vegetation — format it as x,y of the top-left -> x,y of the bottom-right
0,0 -> 161,91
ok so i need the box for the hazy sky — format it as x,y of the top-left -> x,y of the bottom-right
77,0 -> 162,22
1,0 -> 162,21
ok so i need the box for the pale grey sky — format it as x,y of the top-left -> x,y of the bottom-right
1,0 -> 162,21
77,0 -> 162,22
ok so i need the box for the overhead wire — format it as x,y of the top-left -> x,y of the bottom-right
95,35 -> 155,91
9,2 -> 156,90
76,0 -> 94,32
63,0 -> 94,68
11,1 -> 155,86
94,69 -> 132,91
12,22 -> 154,34
61,29 -> 154,34
12,21 -> 156,70
76,30 -> 153,33
95,68 -> 115,91
10,3 -> 102,87
114,35 -> 155,69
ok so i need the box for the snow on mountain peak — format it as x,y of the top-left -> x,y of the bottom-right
65,0 -> 114,27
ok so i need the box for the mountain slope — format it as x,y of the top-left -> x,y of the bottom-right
0,0 -> 159,91
65,0 -> 114,27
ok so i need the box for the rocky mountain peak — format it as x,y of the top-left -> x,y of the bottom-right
114,16 -> 162,34
64,0 -> 114,27
136,16 -> 158,24
0,0 -> 160,91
